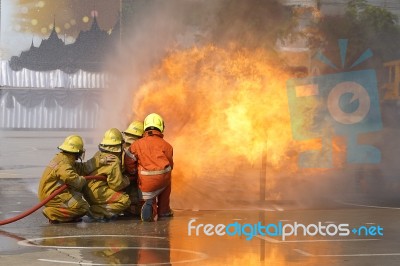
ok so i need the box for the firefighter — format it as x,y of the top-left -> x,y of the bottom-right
38,135 -> 112,224
122,121 -> 144,217
83,128 -> 131,222
122,121 -> 144,148
124,113 -> 174,222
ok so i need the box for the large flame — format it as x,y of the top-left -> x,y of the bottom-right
130,45 -> 327,208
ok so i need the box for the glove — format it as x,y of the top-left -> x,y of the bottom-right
99,155 -> 117,166
85,155 -> 117,174
77,175 -> 87,191
121,174 -> 130,188
124,173 -> 137,181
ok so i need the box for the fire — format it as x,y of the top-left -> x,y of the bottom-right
130,44 -> 324,207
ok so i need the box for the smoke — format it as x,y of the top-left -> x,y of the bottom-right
97,0 -> 210,129
95,0 -> 390,211
98,0 -> 298,130
98,0 -> 308,209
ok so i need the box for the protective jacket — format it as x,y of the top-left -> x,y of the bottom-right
124,130 -> 173,193
83,151 -> 130,219
122,141 -> 140,216
38,152 -> 96,222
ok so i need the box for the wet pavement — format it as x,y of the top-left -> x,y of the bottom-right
1,130 -> 400,265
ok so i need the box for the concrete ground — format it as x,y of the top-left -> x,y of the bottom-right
1,130 -> 400,265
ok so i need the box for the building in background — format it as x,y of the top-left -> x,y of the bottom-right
0,14 -> 119,130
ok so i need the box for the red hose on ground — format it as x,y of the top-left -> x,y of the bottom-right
0,175 -> 106,226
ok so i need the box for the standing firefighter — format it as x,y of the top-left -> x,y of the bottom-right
38,135 -> 105,224
122,121 -> 144,217
125,113 -> 174,222
83,128 -> 131,222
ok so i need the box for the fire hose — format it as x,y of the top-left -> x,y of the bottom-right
0,175 -> 106,226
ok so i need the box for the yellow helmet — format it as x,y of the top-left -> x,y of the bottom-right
58,135 -> 84,154
99,128 -> 123,152
123,121 -> 144,137
144,113 -> 164,132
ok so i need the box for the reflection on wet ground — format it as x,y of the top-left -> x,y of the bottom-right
1,179 -> 400,266
19,235 -> 201,265
2,131 -> 400,265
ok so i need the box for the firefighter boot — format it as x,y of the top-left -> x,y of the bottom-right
141,199 -> 154,222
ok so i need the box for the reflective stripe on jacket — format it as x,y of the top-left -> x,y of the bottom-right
124,130 -> 173,192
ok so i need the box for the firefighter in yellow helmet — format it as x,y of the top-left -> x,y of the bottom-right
124,113 -> 174,222
83,128 -> 131,222
38,135 -> 111,224
122,121 -> 144,148
121,120 -> 144,217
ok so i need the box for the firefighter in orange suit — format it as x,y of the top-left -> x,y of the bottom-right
83,128 -> 131,222
122,121 -> 144,217
38,135 -> 112,224
124,113 -> 174,222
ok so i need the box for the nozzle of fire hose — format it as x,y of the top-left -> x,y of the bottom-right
0,175 -> 107,226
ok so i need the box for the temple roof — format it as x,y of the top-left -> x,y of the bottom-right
9,15 -> 119,73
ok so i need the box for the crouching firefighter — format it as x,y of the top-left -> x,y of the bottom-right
83,128 -> 131,222
38,135 -> 113,224
124,113 -> 174,222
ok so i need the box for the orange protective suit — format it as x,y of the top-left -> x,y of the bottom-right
124,130 -> 173,218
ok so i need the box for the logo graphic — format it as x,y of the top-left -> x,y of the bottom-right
287,39 -> 382,168
188,219 -> 384,241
